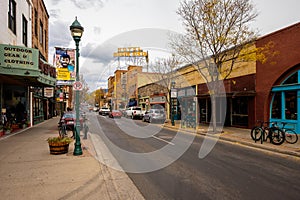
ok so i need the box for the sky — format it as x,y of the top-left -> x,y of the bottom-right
43,0 -> 300,92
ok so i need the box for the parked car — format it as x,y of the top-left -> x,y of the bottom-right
125,107 -> 144,119
108,110 -> 122,118
58,111 -> 84,131
142,109 -> 166,123
99,107 -> 110,115
93,106 -> 99,112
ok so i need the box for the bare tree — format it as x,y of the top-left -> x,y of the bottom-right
171,0 -> 258,132
147,55 -> 182,115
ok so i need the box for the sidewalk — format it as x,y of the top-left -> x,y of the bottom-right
163,120 -> 300,158
0,117 -> 144,200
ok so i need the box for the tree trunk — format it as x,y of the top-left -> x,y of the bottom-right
211,93 -> 217,133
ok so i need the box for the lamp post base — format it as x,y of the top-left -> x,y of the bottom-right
73,128 -> 83,156
73,143 -> 83,155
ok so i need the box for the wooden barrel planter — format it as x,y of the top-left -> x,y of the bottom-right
49,142 -> 69,155
47,137 -> 72,155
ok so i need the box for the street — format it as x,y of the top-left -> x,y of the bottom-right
86,111 -> 300,200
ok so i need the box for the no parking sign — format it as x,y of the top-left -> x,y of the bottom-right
73,81 -> 83,91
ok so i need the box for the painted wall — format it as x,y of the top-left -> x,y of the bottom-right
0,0 -> 32,47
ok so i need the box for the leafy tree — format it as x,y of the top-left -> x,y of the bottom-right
94,88 -> 106,106
171,0 -> 259,132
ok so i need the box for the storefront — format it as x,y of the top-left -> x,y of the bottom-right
149,94 -> 166,110
197,74 -> 255,128
0,44 -> 56,131
138,96 -> 148,110
255,22 -> 300,132
177,86 -> 197,121
270,69 -> 300,133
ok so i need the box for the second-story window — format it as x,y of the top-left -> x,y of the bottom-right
34,9 -> 38,37
44,29 -> 47,50
22,15 -> 28,46
8,0 -> 16,34
39,20 -> 43,45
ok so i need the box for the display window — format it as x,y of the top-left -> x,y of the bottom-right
271,70 -> 300,133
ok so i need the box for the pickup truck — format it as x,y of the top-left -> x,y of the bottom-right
125,107 -> 144,119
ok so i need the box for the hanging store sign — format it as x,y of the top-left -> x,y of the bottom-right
0,44 -> 39,69
44,87 -> 54,98
171,89 -> 178,98
150,96 -> 166,103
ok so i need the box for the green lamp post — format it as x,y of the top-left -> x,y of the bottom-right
70,17 -> 84,156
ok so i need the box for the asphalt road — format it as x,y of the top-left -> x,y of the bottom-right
89,112 -> 300,200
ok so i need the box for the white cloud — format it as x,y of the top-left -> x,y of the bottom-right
44,0 -> 300,92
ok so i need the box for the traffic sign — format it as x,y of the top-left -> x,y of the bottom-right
73,81 -> 83,91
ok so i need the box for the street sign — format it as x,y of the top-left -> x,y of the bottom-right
73,81 -> 83,91
171,88 -> 177,98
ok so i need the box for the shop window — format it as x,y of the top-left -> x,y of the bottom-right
283,72 -> 298,85
232,97 -> 248,126
199,99 -> 207,123
285,91 -> 297,120
271,92 -> 282,119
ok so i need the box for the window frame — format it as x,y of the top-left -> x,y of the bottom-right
39,20 -> 43,45
22,14 -> 28,46
34,9 -> 38,37
8,0 -> 16,34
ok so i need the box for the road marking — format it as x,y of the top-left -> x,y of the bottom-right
151,135 -> 175,145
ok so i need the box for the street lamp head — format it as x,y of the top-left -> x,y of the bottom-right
70,16 -> 84,41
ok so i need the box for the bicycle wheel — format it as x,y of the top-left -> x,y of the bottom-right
251,127 -> 263,141
59,125 -> 67,138
285,129 -> 298,144
65,126 -> 75,138
269,127 -> 285,145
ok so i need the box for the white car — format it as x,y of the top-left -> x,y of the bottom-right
125,107 -> 144,119
93,107 -> 99,112
99,107 -> 110,115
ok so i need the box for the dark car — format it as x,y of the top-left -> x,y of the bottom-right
58,112 -> 83,132
108,110 -> 122,118
142,109 -> 166,124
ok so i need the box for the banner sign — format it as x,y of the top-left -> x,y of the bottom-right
54,47 -> 76,81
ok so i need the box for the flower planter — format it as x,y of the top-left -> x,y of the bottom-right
48,143 -> 69,155
12,124 -> 19,129
47,137 -> 72,155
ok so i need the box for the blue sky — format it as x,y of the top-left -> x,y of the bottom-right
44,0 -> 300,92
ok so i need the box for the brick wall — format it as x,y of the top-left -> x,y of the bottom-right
256,22 -> 300,121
